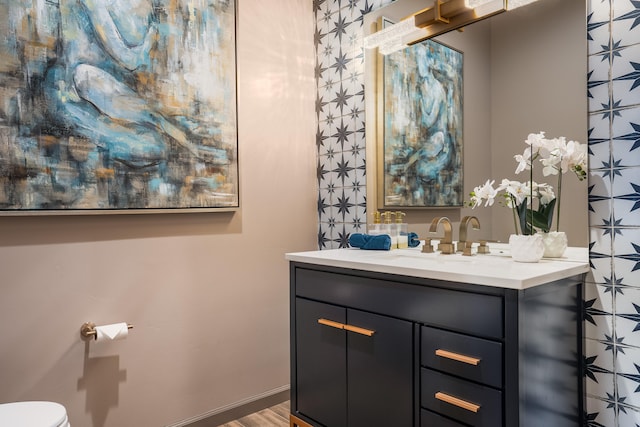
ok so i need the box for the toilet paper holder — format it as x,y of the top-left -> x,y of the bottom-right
80,321 -> 133,341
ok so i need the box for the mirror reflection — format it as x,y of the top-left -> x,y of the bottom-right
364,0 -> 588,247
382,36 -> 464,208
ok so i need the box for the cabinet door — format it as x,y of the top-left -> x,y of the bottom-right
295,298 -> 347,427
347,309 -> 414,427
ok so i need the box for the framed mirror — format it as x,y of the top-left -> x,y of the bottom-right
364,0 -> 588,246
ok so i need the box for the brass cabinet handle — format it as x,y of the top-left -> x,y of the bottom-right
435,392 -> 481,413
435,349 -> 481,366
343,324 -> 375,337
317,319 -> 375,336
318,318 -> 345,330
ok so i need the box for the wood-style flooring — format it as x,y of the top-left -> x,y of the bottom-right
217,401 -> 290,427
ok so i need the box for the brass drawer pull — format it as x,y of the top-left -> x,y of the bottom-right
343,324 -> 375,337
435,392 -> 481,413
318,318 -> 345,330
435,349 -> 481,366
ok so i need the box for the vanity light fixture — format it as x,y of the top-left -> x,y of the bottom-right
408,0 -> 505,45
363,0 -> 506,55
363,17 -> 426,55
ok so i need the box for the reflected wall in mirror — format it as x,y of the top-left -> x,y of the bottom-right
364,0 -> 588,247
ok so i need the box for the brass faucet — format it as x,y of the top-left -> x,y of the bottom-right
457,216 -> 480,253
429,217 -> 454,254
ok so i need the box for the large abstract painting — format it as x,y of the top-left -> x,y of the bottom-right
0,0 -> 237,213
381,38 -> 463,208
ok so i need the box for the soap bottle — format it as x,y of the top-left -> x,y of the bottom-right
382,211 -> 397,249
368,211 -> 382,236
395,211 -> 408,249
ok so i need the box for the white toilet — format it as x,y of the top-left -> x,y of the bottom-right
0,401 -> 70,427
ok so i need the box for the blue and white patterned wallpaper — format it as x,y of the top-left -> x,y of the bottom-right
314,0 -> 640,424
586,0 -> 640,425
315,0 -> 389,250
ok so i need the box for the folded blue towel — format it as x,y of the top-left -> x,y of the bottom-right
348,233 -> 392,251
408,232 -> 420,248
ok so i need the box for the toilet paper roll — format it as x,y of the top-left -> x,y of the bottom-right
95,322 -> 129,342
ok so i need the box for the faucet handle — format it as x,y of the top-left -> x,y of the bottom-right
477,240 -> 490,254
422,238 -> 435,253
461,240 -> 491,256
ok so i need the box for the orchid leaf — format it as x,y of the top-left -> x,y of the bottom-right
516,200 -> 532,235
540,199 -> 556,231
516,198 -> 556,234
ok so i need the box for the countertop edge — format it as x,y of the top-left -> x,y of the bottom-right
286,250 -> 589,290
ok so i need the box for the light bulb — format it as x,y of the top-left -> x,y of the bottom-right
507,0 -> 539,10
464,0 -> 496,7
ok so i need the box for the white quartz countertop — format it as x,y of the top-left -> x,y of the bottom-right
286,243 -> 589,290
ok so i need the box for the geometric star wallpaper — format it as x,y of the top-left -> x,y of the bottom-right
314,0 -> 640,425
586,0 -> 640,424
315,0 -> 375,250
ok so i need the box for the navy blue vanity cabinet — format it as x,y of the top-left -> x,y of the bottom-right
289,262 -> 585,427
294,298 -> 414,427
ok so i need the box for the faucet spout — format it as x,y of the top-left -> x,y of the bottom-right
458,216 -> 481,253
429,217 -> 454,254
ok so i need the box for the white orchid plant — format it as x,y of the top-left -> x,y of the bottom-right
469,132 -> 587,235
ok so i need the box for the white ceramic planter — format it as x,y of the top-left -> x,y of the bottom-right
541,231 -> 568,258
509,234 -> 545,263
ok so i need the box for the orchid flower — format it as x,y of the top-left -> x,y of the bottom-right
514,150 -> 531,174
499,179 -> 528,207
469,179 -> 498,208
470,132 -> 585,234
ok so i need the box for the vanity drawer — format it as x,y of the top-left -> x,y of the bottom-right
421,409 -> 466,427
421,368 -> 502,427
421,326 -> 502,389
295,267 -> 504,339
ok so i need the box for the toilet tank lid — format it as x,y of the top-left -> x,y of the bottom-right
0,401 -> 68,427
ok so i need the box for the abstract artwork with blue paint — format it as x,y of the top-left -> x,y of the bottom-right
0,0 -> 238,212
383,39 -> 463,207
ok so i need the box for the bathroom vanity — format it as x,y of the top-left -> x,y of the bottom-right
286,246 -> 589,427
